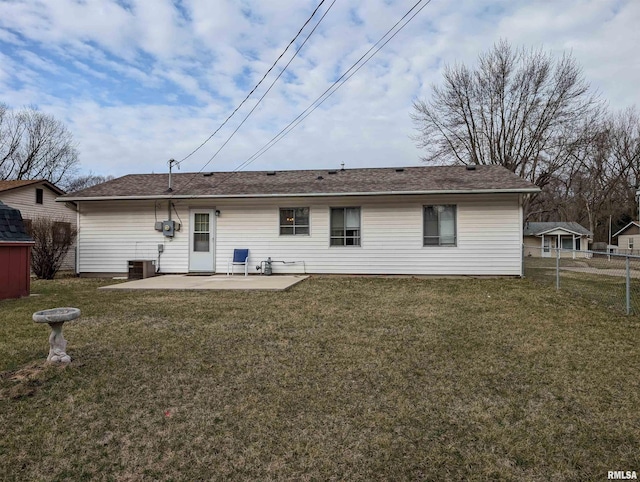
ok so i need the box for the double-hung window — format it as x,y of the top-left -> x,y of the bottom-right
330,207 -> 361,246
280,208 -> 309,235
423,205 -> 456,246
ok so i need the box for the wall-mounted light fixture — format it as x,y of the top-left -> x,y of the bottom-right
215,210 -> 221,217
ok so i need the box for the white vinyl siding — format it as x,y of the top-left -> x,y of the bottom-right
76,193 -> 522,276
617,234 -> 635,254
76,200 -> 189,274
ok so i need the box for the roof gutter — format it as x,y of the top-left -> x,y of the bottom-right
57,187 -> 540,202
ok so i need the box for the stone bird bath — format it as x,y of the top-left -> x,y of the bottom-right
33,307 -> 80,363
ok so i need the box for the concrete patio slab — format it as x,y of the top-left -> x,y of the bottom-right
99,274 -> 309,291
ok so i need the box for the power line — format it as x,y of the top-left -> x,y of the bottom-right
235,0 -> 432,172
178,0 -> 328,165
175,0 -> 337,193
187,0 -> 432,193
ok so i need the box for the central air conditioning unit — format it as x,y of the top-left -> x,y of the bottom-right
128,260 -> 156,280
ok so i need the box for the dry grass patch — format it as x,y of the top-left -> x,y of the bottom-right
0,276 -> 639,480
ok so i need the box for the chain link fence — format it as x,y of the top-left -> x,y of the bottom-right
523,246 -> 640,315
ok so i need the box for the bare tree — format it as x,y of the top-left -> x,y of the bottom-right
411,40 -> 602,195
612,108 -> 640,210
27,216 -> 77,280
0,104 -> 79,185
63,173 -> 115,193
527,109 -> 640,241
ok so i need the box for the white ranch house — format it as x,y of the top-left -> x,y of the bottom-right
58,165 -> 538,277
523,222 -> 592,258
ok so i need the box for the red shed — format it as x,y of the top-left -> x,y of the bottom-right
0,201 -> 34,300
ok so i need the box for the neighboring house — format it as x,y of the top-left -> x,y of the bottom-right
0,180 -> 77,271
613,221 -> 640,254
523,222 -> 593,258
58,165 -> 539,277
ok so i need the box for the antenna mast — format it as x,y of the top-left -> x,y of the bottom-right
167,159 -> 179,192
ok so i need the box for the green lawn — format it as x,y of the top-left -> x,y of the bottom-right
1,277 -> 639,480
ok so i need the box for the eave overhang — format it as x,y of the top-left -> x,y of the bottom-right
58,187 -> 541,202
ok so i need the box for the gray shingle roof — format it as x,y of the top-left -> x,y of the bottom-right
0,201 -> 33,243
523,222 -> 592,237
60,165 -> 538,200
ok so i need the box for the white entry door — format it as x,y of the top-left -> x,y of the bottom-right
189,209 -> 215,272
542,238 -> 551,258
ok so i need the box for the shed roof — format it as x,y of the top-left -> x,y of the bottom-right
59,165 -> 539,201
523,222 -> 592,237
0,201 -> 33,243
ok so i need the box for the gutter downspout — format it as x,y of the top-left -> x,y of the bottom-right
519,194 -> 524,277
76,203 -> 80,275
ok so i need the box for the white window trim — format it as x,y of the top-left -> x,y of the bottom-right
279,207 -> 310,236
423,204 -> 457,247
329,206 -> 362,247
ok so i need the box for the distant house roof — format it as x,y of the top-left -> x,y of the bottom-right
0,179 -> 65,196
59,165 -> 539,201
0,201 -> 33,243
524,222 -> 593,237
613,221 -> 640,238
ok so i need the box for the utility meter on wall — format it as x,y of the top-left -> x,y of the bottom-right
161,220 -> 175,237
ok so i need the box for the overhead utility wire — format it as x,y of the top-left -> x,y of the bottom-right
174,0 -> 337,193
201,0 -> 432,190
178,0 -> 327,165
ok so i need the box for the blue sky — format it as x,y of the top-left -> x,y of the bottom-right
0,0 -> 638,178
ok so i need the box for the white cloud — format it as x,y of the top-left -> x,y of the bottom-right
0,0 -> 637,179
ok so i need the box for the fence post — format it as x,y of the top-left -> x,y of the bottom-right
556,247 -> 560,291
626,256 -> 631,315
